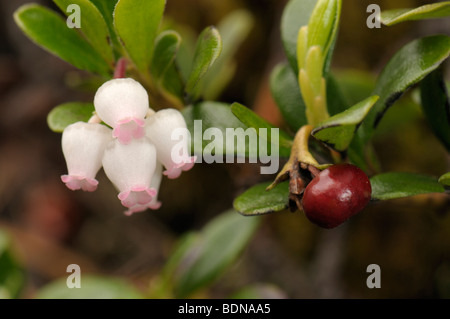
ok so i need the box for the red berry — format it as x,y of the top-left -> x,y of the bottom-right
301,163 -> 372,229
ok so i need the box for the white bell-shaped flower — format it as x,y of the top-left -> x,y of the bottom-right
145,108 -> 196,179
124,162 -> 163,216
102,137 -> 157,208
94,78 -> 151,144
61,122 -> 112,192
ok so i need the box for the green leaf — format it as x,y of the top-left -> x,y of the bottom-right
161,233 -> 198,281
359,35 -> 450,144
148,232 -> 199,298
420,68 -> 450,151
372,94 -> 422,138
114,0 -> 166,71
281,0 -> 318,74
47,102 -> 95,133
185,26 -> 222,101
53,0 -> 114,64
151,30 -> 181,82
182,102 -> 250,157
0,230 -> 25,299
202,10 -> 254,100
183,102 -> 288,160
332,76 -> 380,173
381,2 -> 450,26
439,172 -> 450,187
231,102 -> 293,157
159,63 -> 185,107
230,284 -> 286,299
334,70 -> 376,106
347,136 -> 370,172
297,0 -> 342,127
331,70 -> 384,169
312,96 -> 379,152
323,34 -> 337,78
326,83 -> 379,171
281,0 -> 340,75
14,4 -> 111,76
306,0 -> 341,55
370,172 -> 446,201
90,0 -> 121,52
172,210 -> 260,298
233,181 -> 289,216
326,73 -> 350,116
36,275 -> 143,299
175,26 -> 197,83
0,231 -> 9,257
270,63 -> 307,131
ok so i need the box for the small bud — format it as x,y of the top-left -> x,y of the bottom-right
61,122 -> 112,192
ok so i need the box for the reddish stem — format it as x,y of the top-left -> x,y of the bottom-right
308,165 -> 322,178
113,58 -> 128,79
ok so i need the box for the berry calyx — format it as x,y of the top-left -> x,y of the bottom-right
301,163 -> 372,229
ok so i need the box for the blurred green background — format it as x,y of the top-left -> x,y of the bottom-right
0,0 -> 449,298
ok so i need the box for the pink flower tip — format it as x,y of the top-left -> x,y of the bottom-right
163,156 -> 197,179
112,118 -> 145,144
61,175 -> 98,192
118,186 -> 157,208
123,200 -> 162,216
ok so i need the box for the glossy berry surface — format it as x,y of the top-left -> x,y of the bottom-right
302,163 -> 372,229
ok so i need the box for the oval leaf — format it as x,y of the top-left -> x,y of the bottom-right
172,210 -> 260,298
47,102 -> 95,133
381,2 -> 450,26
185,26 -> 222,100
439,172 -> 450,187
270,63 -> 307,131
151,30 -> 181,82
159,63 -> 185,108
160,233 -> 198,283
233,181 -> 289,216
334,70 -> 376,106
306,0 -> 341,55
14,4 -> 111,75
90,0 -> 122,52
114,0 -> 166,71
175,27 -> 197,83
36,275 -> 143,299
231,102 -> 293,157
0,230 -> 25,299
202,10 -> 254,100
281,0 -> 318,74
370,172 -> 446,201
326,72 -> 350,116
54,0 -> 114,64
420,68 -> 450,151
359,35 -> 450,144
230,284 -> 287,299
312,95 -> 379,152
182,102 -> 251,157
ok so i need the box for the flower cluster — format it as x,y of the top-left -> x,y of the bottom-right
60,78 -> 196,215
